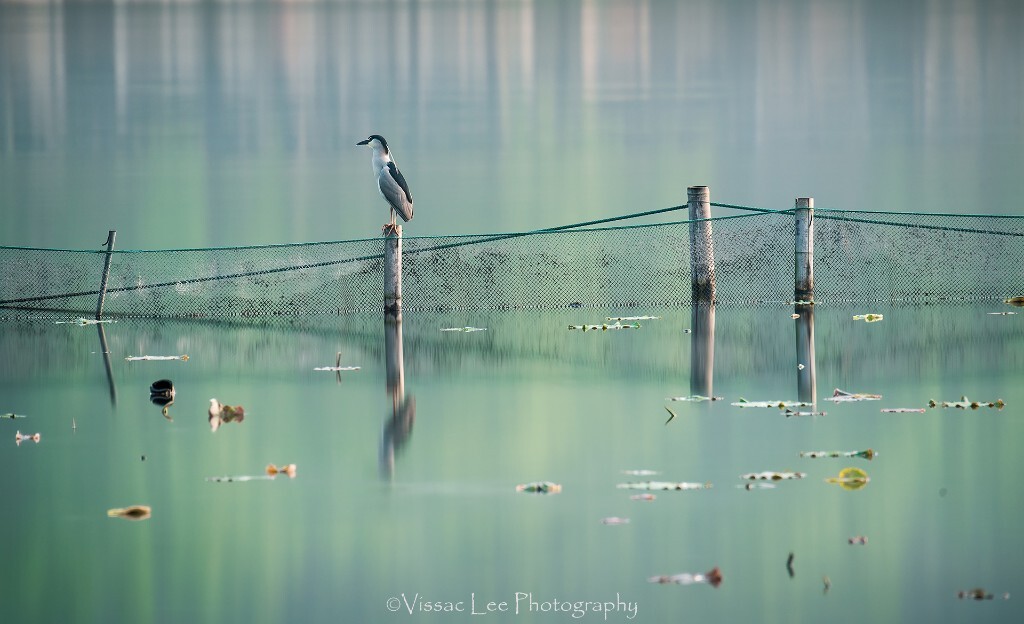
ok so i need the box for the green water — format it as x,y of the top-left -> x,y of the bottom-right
1,304 -> 1021,623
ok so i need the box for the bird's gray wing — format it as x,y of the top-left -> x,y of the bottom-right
380,162 -> 414,222
387,161 -> 413,204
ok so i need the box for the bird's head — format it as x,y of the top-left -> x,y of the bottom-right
356,134 -> 389,154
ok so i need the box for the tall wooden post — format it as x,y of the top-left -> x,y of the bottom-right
96,230 -> 116,320
384,225 -> 402,323
794,198 -> 814,302
688,186 -> 716,303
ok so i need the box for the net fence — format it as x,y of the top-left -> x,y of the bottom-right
1,205 -> 1022,319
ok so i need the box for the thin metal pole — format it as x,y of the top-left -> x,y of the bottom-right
794,198 -> 814,301
96,230 -> 116,320
688,186 -> 716,303
384,225 -> 402,323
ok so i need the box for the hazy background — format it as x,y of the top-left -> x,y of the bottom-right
1,0 -> 1022,250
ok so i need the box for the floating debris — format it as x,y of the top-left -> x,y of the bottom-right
848,535 -> 868,545
649,567 -> 723,588
313,365 -> 361,371
606,316 -> 661,321
784,409 -> 827,417
208,398 -> 245,432
739,482 -> 777,490
2,413 -> 28,419
732,398 -> 813,409
791,313 -> 801,319
928,396 -> 1004,410
601,517 -> 630,525
682,328 -> 692,333
1004,296 -> 1024,307
567,322 -> 640,331
786,553 -> 795,578
880,408 -> 926,413
617,481 -> 711,491
107,505 -> 152,521
630,493 -> 657,501
667,395 -> 723,402
826,467 -> 870,490
957,588 -> 1010,600
621,469 -> 660,476
663,406 -> 677,425
516,481 -> 562,494
440,327 -> 488,332
14,431 -> 41,446
741,471 -> 806,481
987,311 -> 1017,316
823,576 -> 831,593
125,354 -> 189,362
799,449 -> 876,460
206,474 -> 274,483
265,463 -> 297,478
825,388 -> 882,402
55,317 -> 117,326
852,313 -> 884,322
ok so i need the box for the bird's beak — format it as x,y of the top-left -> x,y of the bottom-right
356,138 -> 370,146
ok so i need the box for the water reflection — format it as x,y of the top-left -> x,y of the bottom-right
96,323 -> 117,406
3,1 -> 1022,250
689,303 -> 714,399
381,320 -> 415,480
794,305 -> 816,406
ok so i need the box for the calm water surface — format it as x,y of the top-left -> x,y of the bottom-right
2,2 -> 1024,623
1,304 -> 1022,623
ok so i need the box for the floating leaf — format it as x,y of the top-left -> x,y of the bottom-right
733,398 -> 812,409
617,481 -> 711,491
649,567 -> 723,588
667,395 -> 722,402
516,481 -> 561,494
741,471 -> 806,481
928,396 -> 1004,410
825,388 -> 881,402
826,467 -> 870,490
107,505 -> 152,521
799,449 -> 876,460
852,313 -> 884,322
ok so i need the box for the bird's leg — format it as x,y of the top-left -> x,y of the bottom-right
383,208 -> 397,235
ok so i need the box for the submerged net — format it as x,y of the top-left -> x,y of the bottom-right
1,205 -> 1022,319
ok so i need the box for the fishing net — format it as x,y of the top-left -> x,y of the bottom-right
1,206 -> 1022,319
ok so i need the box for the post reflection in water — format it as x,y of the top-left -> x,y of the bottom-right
96,324 -> 117,407
689,303 -> 715,399
795,305 -> 816,406
381,321 -> 415,480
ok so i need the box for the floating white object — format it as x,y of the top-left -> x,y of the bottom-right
125,355 -> 189,362
440,327 -> 487,332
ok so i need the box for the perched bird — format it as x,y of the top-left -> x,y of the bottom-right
356,134 -> 414,233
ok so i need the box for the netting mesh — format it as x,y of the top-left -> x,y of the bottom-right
1,207 -> 1022,319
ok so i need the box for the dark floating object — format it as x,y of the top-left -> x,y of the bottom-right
848,535 -> 868,545
786,553 -> 795,578
516,481 -> 561,494
149,379 -> 175,420
107,505 -> 152,521
957,588 -> 1010,601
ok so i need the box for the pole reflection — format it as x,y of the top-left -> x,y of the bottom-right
689,303 -> 715,399
380,320 -> 415,480
795,305 -> 816,406
96,324 -> 117,407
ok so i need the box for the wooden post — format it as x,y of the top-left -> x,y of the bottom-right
96,230 -> 116,320
688,186 -> 716,303
794,198 -> 814,301
384,225 -> 402,323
